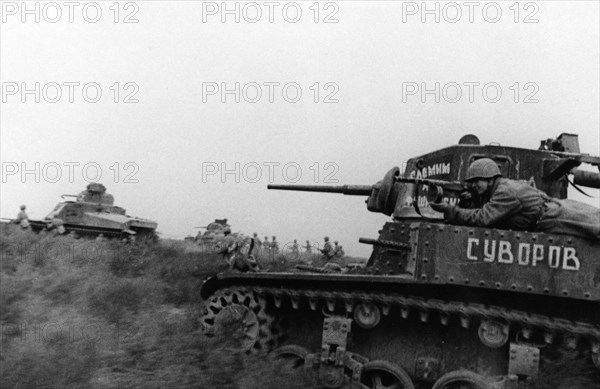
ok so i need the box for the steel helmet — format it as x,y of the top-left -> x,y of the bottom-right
466,158 -> 501,181
20,205 -> 26,210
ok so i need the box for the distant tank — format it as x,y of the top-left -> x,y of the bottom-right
29,183 -> 158,239
200,133 -> 600,388
194,218 -> 231,245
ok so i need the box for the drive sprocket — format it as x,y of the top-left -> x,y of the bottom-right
201,287 -> 278,353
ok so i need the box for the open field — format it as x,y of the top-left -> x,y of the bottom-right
1,224 -> 598,388
0,224 -> 315,389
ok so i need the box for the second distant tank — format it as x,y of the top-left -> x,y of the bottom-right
194,218 -> 231,245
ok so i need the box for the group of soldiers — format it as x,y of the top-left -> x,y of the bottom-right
251,233 -> 345,260
8,204 -> 67,234
216,229 -> 347,273
318,236 -> 345,260
254,233 -> 280,254
248,233 -> 345,260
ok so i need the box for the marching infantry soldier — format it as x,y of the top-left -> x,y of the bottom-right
253,232 -> 261,248
333,241 -> 345,258
13,205 -> 30,229
305,240 -> 313,253
291,239 -> 299,255
430,158 -> 600,241
320,236 -> 334,260
335,245 -> 345,258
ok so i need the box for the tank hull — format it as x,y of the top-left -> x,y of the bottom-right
200,221 -> 600,388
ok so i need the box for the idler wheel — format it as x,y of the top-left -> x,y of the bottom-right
360,360 -> 414,389
432,370 -> 492,389
354,302 -> 381,329
477,320 -> 509,348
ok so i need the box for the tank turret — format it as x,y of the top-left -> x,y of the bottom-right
269,133 -> 600,219
194,218 -> 232,245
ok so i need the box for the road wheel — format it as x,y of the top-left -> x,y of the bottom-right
360,360 -> 414,389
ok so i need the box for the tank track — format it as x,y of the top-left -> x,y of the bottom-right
30,221 -> 154,240
250,286 -> 600,349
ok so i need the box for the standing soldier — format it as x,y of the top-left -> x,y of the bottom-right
13,205 -> 30,229
291,239 -> 299,255
320,236 -> 334,261
333,241 -> 345,258
271,236 -> 279,254
253,233 -> 262,248
305,240 -> 312,253
335,244 -> 345,258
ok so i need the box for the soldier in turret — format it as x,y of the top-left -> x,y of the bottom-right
430,158 -> 600,240
13,205 -> 30,229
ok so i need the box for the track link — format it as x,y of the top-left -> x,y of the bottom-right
250,286 -> 600,350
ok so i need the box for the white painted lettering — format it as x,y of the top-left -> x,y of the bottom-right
562,247 -> 580,271
483,239 -> 496,262
467,238 -> 479,260
517,243 -> 530,265
548,246 -> 561,268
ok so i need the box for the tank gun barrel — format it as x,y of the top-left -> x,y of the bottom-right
267,184 -> 373,196
571,169 -> 600,189
359,237 -> 411,250
61,194 -> 78,199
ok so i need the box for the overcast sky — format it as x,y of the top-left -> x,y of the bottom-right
1,0 -> 598,257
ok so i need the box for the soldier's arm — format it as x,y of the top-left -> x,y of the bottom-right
445,186 -> 522,227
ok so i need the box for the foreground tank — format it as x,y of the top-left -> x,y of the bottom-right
200,134 -> 600,388
29,183 -> 158,239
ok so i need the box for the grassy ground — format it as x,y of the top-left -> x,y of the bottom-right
1,224 -> 598,388
0,224 -> 311,389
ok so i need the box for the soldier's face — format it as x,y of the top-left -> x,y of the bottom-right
471,179 -> 490,195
